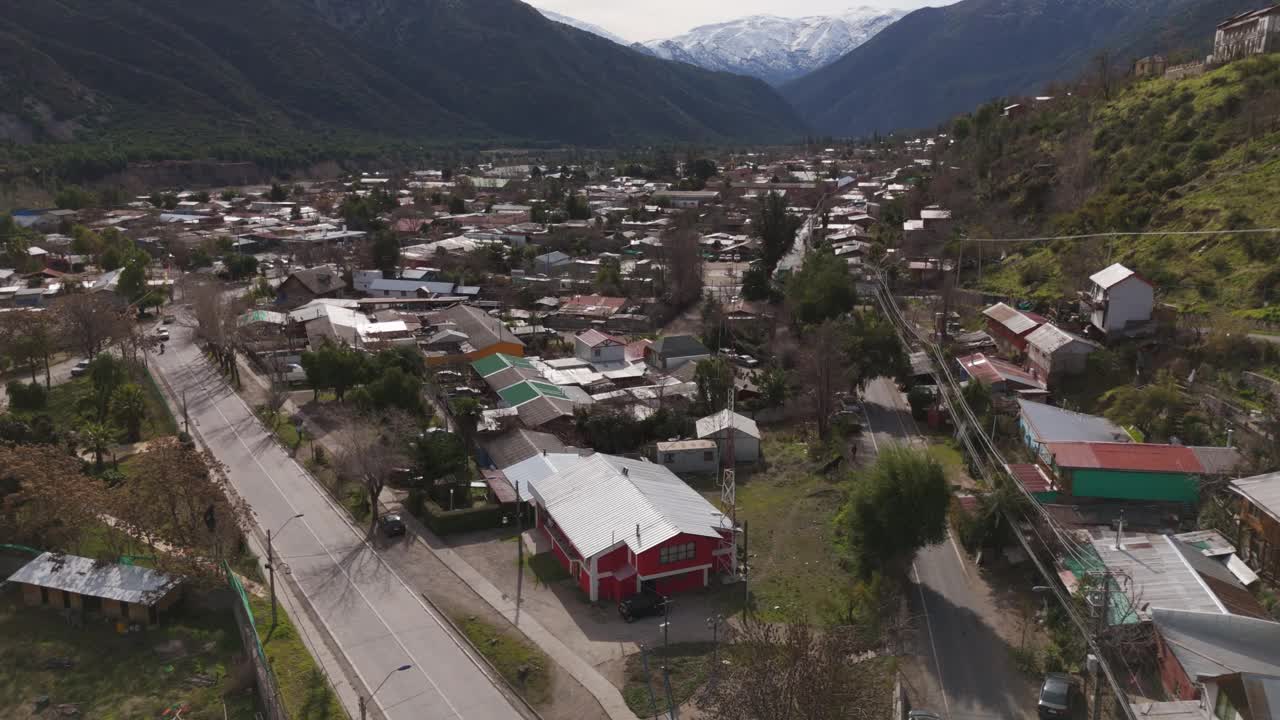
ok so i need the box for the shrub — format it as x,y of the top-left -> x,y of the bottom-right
416,499 -> 503,536
6,381 -> 47,412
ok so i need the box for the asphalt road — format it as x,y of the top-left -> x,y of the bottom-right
151,315 -> 525,720
860,377 -> 1035,720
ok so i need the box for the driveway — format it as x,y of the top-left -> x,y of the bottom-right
451,529 -> 724,677
150,312 -> 529,720
860,376 -> 1038,720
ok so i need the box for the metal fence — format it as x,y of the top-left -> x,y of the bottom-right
225,561 -> 289,720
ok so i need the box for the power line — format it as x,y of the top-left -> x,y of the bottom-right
961,227 -> 1280,244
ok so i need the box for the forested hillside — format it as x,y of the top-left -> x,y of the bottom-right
938,55 -> 1280,318
0,0 -> 805,182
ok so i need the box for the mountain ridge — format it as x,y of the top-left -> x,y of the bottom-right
636,7 -> 907,85
783,0 -> 1262,137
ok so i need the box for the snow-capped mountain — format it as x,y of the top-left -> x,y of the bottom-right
536,8 -> 630,46
640,7 -> 907,85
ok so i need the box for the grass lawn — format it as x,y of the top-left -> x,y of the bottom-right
926,441 -> 968,487
712,433 -> 855,625
246,594 -> 344,720
621,642 -> 715,718
255,407 -> 303,450
0,591 -> 256,720
453,614 -> 551,707
44,365 -> 178,441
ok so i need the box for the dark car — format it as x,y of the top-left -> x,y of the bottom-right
1038,673 -> 1073,719
378,513 -> 407,538
619,590 -> 668,623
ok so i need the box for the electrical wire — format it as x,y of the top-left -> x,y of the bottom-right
961,227 -> 1280,243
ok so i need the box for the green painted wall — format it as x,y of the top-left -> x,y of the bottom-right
1067,469 -> 1199,504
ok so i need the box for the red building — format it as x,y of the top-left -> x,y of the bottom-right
526,453 -> 734,602
981,302 -> 1045,356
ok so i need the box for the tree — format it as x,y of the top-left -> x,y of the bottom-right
89,354 -> 129,421
0,444 -> 105,552
741,264 -> 774,302
116,250 -> 151,307
268,183 -> 289,202
449,397 -> 482,461
55,293 -> 130,360
757,367 -> 789,410
800,320 -> 850,438
1,214 -> 38,272
55,185 -> 96,210
660,228 -> 704,309
694,356 -> 734,411
786,249 -> 857,326
1103,371 -> 1209,444
6,381 -> 47,412
111,383 -> 148,442
222,253 -> 259,281
758,191 -> 800,273
696,619 -> 887,720
78,420 -> 118,471
596,256 -> 623,295
107,439 -> 247,585
370,230 -> 401,277
448,194 -> 467,214
565,193 -> 592,220
685,158 -> 718,189
836,446 -> 951,576
333,411 -> 414,527
0,309 -> 58,386
360,366 -> 424,415
300,339 -> 367,402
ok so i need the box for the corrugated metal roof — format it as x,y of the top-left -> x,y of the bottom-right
1046,442 -> 1202,473
1006,463 -> 1056,494
1152,608 -> 1280,680
577,328 -> 624,348
503,452 -> 589,499
958,353 -> 1046,389
1190,446 -> 1243,476
1088,533 -> 1227,619
1232,472 -> 1280,524
528,453 -> 726,558
982,302 -> 1043,335
656,440 -> 718,452
696,410 -> 760,439
480,428 -> 566,469
515,395 -> 578,428
1026,324 -> 1097,355
1018,400 -> 1129,444
1089,263 -> 1138,290
6,552 -> 179,605
471,352 -> 534,378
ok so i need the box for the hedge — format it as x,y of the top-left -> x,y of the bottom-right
412,493 -> 504,536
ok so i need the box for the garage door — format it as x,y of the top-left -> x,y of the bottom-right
654,569 -> 704,595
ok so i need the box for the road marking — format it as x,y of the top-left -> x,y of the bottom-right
164,341 -> 469,720
947,531 -> 971,583
860,401 -> 879,454
913,561 -> 952,720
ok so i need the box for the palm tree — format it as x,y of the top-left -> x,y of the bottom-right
111,383 -> 148,443
79,421 -> 118,471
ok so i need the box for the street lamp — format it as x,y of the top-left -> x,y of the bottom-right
360,664 -> 413,720
267,513 -> 304,629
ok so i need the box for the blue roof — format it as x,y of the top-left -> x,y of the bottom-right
1018,400 -> 1131,445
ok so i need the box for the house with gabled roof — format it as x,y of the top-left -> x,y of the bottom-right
1084,263 -> 1154,337
1231,471 -> 1280,584
574,328 -> 626,364
981,302 -> 1045,355
1025,324 -> 1100,380
525,453 -> 734,601
696,409 -> 761,464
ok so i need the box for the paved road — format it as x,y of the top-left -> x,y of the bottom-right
0,354 -> 84,411
860,377 -> 1035,720
151,316 -> 525,720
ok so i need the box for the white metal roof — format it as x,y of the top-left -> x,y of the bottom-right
7,552 -> 179,605
528,453 -> 725,558
1232,472 -> 1280,524
982,302 -> 1041,335
502,452 -> 589,499
1090,263 -> 1139,289
696,409 -> 761,440
1026,323 -> 1097,354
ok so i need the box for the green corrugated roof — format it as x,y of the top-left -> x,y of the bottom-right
471,353 -> 532,377
528,380 -> 568,400
499,381 -> 541,407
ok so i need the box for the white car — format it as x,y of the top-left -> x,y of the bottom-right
283,363 -> 308,384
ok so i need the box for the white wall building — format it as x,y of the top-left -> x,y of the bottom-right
1086,263 -> 1155,336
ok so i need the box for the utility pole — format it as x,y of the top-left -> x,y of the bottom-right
639,643 -> 660,720
267,514 -> 304,629
1092,574 -> 1112,720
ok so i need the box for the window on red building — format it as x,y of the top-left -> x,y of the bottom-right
659,542 -> 696,564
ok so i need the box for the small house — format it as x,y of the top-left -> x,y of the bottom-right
644,335 -> 711,371
1084,263 -> 1154,337
696,409 -> 761,464
1025,324 -> 1099,380
1017,399 -> 1131,465
1152,609 -> 1280,704
1231,471 -> 1280,584
655,440 -> 719,475
981,303 -> 1045,356
573,329 -> 626,364
7,552 -> 182,625
276,266 -> 347,309
1042,441 -> 1240,504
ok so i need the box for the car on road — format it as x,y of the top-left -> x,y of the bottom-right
282,363 -> 307,384
907,711 -> 942,720
155,328 -> 171,342
618,589 -> 668,623
162,314 -> 176,325
70,359 -> 93,377
378,513 -> 407,538
1037,672 -> 1073,719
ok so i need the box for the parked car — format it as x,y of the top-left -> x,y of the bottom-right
162,314 -> 176,325
283,363 -> 307,384
155,328 -> 171,342
447,386 -> 480,398
1037,673 -> 1073,719
619,589 -> 668,623
377,513 -> 407,538
70,359 -> 92,377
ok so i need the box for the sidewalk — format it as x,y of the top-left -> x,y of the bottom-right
237,354 -> 632,720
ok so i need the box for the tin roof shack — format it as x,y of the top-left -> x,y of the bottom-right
981,303 -> 1045,356
655,440 -> 719,475
1043,442 -> 1241,505
1025,324 -> 1100,382
7,552 -> 182,625
1231,471 -> 1280,584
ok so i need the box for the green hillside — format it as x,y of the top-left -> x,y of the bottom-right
0,0 -> 806,182
944,54 -> 1280,318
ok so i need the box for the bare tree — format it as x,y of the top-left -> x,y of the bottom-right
660,226 -> 704,310
186,278 -> 246,382
0,308 -> 59,386
332,410 -> 414,528
55,293 -> 131,360
696,619 -> 889,720
799,320 -> 849,438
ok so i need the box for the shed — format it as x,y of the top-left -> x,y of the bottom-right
655,440 -> 719,475
7,552 -> 182,625
696,410 -> 761,464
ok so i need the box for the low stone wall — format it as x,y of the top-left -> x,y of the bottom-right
1165,62 -> 1206,81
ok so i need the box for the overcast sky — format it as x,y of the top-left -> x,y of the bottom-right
524,1 -> 945,43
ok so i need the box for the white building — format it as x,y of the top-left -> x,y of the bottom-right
655,440 -> 720,475
696,410 -> 761,464
573,329 -> 626,364
1086,263 -> 1154,337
